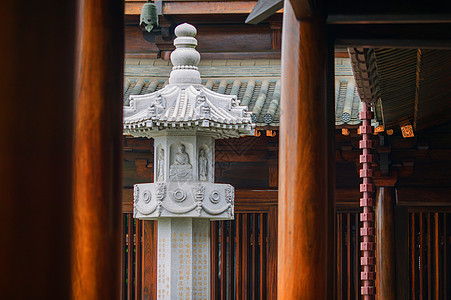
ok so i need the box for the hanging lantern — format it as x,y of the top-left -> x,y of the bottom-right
140,1 -> 159,32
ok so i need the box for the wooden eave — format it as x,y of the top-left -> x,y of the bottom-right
350,47 -> 451,131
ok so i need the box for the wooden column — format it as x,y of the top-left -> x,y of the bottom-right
0,1 -> 77,299
72,0 -> 124,299
375,185 -> 396,300
278,0 -> 334,299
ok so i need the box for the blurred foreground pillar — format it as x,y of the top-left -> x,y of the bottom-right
0,1 -> 77,299
72,0 -> 124,299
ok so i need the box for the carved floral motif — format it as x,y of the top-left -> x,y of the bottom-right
156,183 -> 167,201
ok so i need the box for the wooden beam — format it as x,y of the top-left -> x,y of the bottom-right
397,187 -> 451,206
0,1 -> 77,299
71,0 -> 124,299
375,187 -> 396,300
334,23 -> 451,49
278,0 -> 334,298
126,1 -> 261,16
288,0 -> 314,20
245,0 -> 284,24
328,14 -> 451,24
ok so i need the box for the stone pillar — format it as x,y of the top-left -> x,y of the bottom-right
157,218 -> 210,299
278,0 -> 334,299
374,183 -> 396,300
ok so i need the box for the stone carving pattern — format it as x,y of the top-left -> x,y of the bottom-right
156,183 -> 167,217
157,148 -> 164,182
173,189 -> 187,202
225,185 -> 234,218
156,183 -> 167,201
198,148 -> 208,181
209,190 -> 220,204
143,190 -> 152,204
133,185 -> 140,217
200,103 -> 211,119
192,183 -> 205,216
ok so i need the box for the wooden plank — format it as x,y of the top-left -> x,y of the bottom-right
252,214 -> 257,300
236,214 -> 242,298
72,0 -> 124,298
419,212 -> 424,300
242,214 -> 249,299
337,214 -> 343,300
125,1 -> 262,15
397,187 -> 451,206
267,206 -> 278,300
135,220 -> 142,300
412,213 -> 416,300
427,213 -> 432,300
278,1 -> 333,298
444,213 -> 447,300
164,1 -> 258,15
260,213 -> 267,299
127,215 -> 134,299
121,214 -> 127,300
328,14 -> 451,24
228,221 -> 234,299
395,206 -> 410,300
334,24 -> 451,49
142,221 -> 157,300
220,221 -> 227,300
347,213 -> 351,300
434,213 -> 439,300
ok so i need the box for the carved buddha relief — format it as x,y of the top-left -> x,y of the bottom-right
169,143 -> 193,180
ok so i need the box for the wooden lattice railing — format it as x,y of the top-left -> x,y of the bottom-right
336,209 -> 362,300
122,205 -> 451,299
408,210 -> 450,299
210,212 -> 273,300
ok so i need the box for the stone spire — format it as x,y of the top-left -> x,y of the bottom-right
169,23 -> 201,85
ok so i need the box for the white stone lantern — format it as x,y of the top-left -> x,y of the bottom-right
123,23 -> 254,299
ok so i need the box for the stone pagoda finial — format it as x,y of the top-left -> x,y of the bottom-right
169,23 -> 201,85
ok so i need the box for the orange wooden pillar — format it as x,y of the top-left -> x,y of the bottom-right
278,0 -> 335,298
375,184 -> 397,300
0,1 -> 77,299
71,0 -> 124,299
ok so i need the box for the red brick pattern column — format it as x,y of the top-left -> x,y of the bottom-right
359,103 -> 376,299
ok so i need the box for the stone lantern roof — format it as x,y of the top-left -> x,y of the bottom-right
123,23 -> 254,138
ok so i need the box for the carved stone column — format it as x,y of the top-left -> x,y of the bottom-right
123,23 -> 254,299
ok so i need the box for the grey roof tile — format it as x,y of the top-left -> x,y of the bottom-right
123,59 -> 367,127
